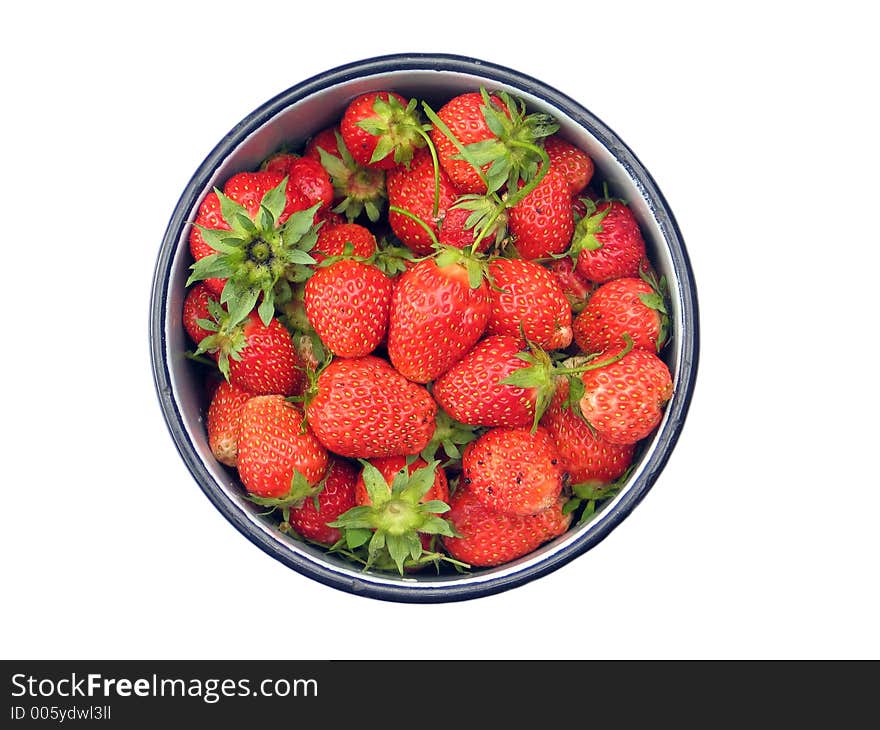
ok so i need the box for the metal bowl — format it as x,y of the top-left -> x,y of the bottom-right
149,53 -> 699,603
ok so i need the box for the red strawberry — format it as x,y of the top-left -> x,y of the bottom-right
427,89 -> 557,195
305,126 -> 387,223
305,355 -> 437,458
236,395 -> 329,499
340,92 -> 427,170
386,147 -> 458,256
287,457 -> 358,545
186,172 -> 321,326
508,166 -> 574,259
442,488 -> 571,568
429,91 -> 506,194
312,222 -> 378,263
544,134 -> 594,196
461,426 -> 565,516
570,200 -> 646,283
182,282 -> 219,345
546,257 -> 593,312
577,347 -> 673,445
437,201 -> 501,253
330,458 -> 455,574
540,379 -> 634,485
206,380 -> 252,467
195,307 -> 304,396
188,191 -> 228,296
432,335 -> 536,429
303,259 -> 393,358
386,255 -> 491,383
284,156 -> 334,213
486,257 -> 573,349
573,275 -> 669,354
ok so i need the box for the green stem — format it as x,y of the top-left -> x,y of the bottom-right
555,335 -> 635,375
415,128 -> 441,219
388,205 -> 440,250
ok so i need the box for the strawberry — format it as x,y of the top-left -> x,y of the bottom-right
286,457 -> 359,545
182,282 -> 219,346
386,254 -> 491,383
573,274 -> 669,354
486,257 -> 573,349
386,147 -> 458,256
284,156 -> 334,213
186,172 -> 321,327
340,92 -> 428,170
195,305 -> 304,396
442,488 -> 571,568
188,191 -> 228,296
544,134 -> 594,196
546,257 -> 593,313
432,335 -> 537,429
461,426 -> 565,516
427,89 -> 557,195
437,204 -> 495,253
236,395 -> 328,499
305,355 -> 437,458
569,199 -> 646,283
303,259 -> 393,358
577,347 -> 673,445
507,166 -> 575,260
312,222 -> 377,263
330,458 -> 456,574
206,380 -> 252,467
539,379 -> 634,485
305,126 -> 387,223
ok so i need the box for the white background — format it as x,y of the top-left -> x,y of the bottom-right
3,1 -> 878,660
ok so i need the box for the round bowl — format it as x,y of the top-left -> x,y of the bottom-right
149,53 -> 699,603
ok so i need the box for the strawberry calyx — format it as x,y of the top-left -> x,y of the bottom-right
638,262 -> 671,351
501,335 -> 636,431
246,468 -> 327,524
357,95 -> 432,169
328,459 -> 458,575
186,176 -> 321,327
419,409 -> 481,463
566,198 -> 612,258
563,464 -> 635,525
317,130 -> 387,223
432,243 -> 491,290
191,299 -> 251,381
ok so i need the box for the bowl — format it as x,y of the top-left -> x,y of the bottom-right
149,53 -> 699,603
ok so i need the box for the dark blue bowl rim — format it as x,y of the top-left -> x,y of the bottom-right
149,52 -> 700,603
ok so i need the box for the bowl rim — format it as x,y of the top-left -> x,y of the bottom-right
149,52 -> 700,603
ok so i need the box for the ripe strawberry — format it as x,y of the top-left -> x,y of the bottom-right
186,172 -> 321,327
305,355 -> 437,458
206,380 -> 252,467
546,257 -> 593,312
544,134 -> 594,196
437,204 -> 495,253
312,222 -> 377,263
507,166 -> 575,259
286,457 -> 358,545
461,426 -> 565,516
577,347 -> 673,445
340,92 -> 428,170
442,488 -> 571,568
573,275 -> 669,354
303,259 -> 393,358
432,335 -> 537,429
427,89 -> 557,194
284,156 -> 334,213
386,147 -> 458,256
236,395 -> 329,499
305,126 -> 387,223
539,379 -> 635,485
386,255 -> 491,383
188,191 -> 228,296
330,458 -> 455,574
182,282 -> 219,345
195,306 -> 304,396
486,257 -> 573,349
569,199 -> 646,283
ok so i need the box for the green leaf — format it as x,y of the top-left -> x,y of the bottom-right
638,292 -> 666,313
400,461 -> 439,503
369,134 -> 395,165
222,284 -> 260,327
257,289 -> 275,326
281,203 -> 321,244
186,253 -> 236,286
329,505 -> 374,530
284,249 -> 317,266
216,190 -> 254,237
357,118 -> 388,136
344,527 -> 372,550
194,225 -> 244,255
360,461 -> 391,506
260,176 -> 289,226
385,534 -> 410,574
418,501 -> 451,516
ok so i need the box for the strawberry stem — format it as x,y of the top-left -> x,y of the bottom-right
388,204 -> 440,249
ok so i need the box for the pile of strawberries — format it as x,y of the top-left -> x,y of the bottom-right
181,87 -> 674,575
